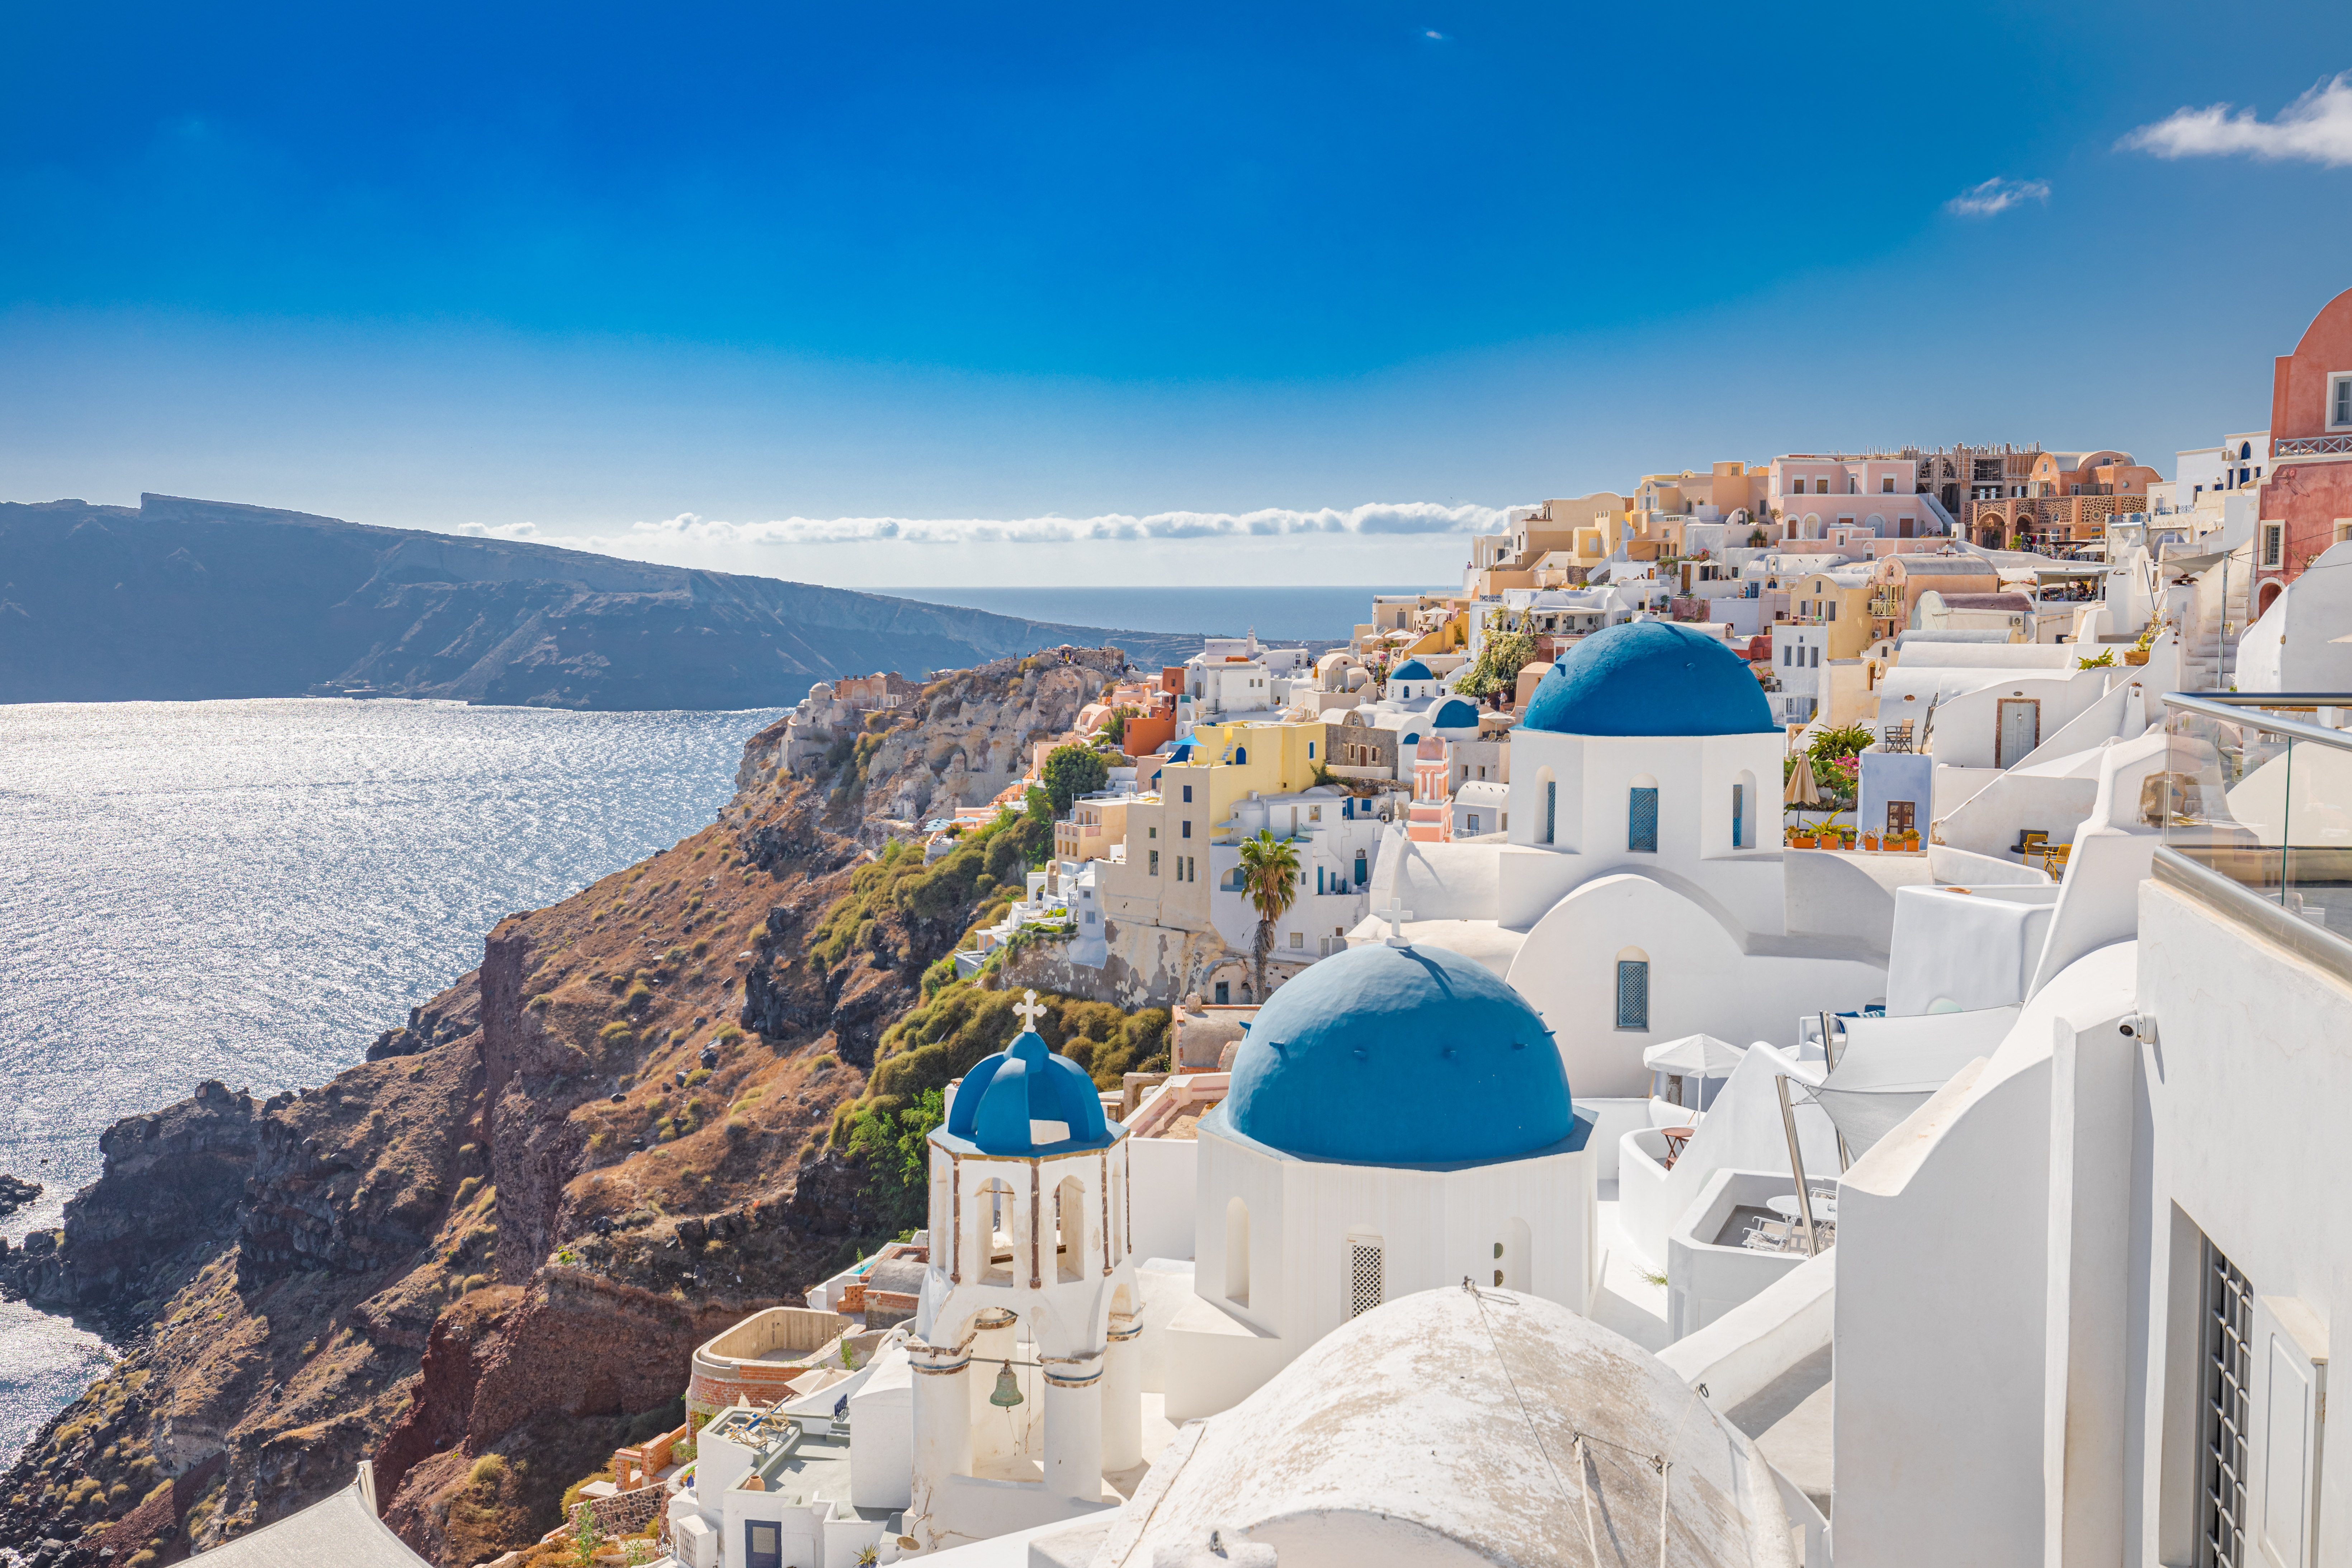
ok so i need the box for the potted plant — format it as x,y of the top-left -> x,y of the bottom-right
1901,827 -> 1921,851
1861,831 -> 1879,852
1789,825 -> 1818,849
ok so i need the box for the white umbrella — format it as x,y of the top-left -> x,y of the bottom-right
1784,754 -> 1822,807
1642,1033 -> 1745,1076
1642,1033 -> 1745,1116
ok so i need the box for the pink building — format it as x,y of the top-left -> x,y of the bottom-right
2253,285 -> 2352,613
1405,736 -> 1451,843
1768,455 -> 1936,541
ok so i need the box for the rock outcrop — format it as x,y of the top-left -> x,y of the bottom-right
0,658 -> 1102,1565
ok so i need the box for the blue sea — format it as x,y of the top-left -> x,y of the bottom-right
0,699 -> 785,1465
889,585 -> 1451,643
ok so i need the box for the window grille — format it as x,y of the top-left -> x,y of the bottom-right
2198,1239 -> 2252,1568
1615,960 -> 1650,1030
1544,781 -> 1557,844
1348,1239 -> 1384,1318
1628,788 -> 1659,853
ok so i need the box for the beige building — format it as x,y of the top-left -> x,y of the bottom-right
1783,569 -> 1878,661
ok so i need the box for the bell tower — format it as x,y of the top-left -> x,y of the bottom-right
903,992 -> 1140,1549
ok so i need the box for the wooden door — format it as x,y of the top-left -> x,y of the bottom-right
1996,698 -> 2040,769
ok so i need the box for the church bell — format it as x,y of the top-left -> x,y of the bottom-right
988,1361 -> 1025,1408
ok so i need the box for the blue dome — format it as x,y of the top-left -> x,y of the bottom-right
1389,658 -> 1433,681
946,1030 -> 1110,1154
1430,697 -> 1480,729
1521,621 -> 1774,737
1225,944 -> 1572,1164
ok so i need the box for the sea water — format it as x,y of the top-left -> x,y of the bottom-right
0,698 -> 784,1464
889,585 -> 1449,643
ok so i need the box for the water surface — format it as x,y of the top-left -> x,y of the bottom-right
0,698 -> 782,1463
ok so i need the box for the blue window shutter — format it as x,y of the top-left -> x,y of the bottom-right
1733,783 -> 1744,849
1616,960 -> 1650,1030
1629,788 -> 1659,853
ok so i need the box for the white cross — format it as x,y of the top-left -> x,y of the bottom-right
1379,896 -> 1415,947
1012,989 -> 1049,1031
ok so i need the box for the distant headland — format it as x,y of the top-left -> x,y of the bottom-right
0,495 -> 1209,710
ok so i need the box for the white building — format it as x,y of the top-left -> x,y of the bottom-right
1500,621 -> 1889,1097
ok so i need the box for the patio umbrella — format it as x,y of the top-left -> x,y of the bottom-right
1784,754 -> 1821,807
1642,1033 -> 1745,1114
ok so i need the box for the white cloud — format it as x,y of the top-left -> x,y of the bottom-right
457,500 -> 1513,553
1946,176 -> 2051,217
2120,73 -> 2352,168
1423,30 -> 1446,41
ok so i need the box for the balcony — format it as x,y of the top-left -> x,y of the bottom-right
2272,434 -> 2352,458
2154,693 -> 2352,979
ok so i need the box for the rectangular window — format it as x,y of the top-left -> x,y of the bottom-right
1883,476 -> 1896,492
1182,784 -> 1194,803
1308,805 -> 1321,821
1783,645 -> 1793,666
1544,781 -> 1557,844
2262,523 -> 2284,568
1628,787 -> 1659,853
1828,602 -> 1837,621
1466,814 -> 1480,834
2199,1240 -> 2252,1568
1148,850 -> 1160,876
1307,741 -> 1315,758
1289,931 -> 1303,949
1810,646 -> 1820,668
1182,820 -> 1192,839
1615,960 -> 1650,1030
2334,374 -> 2352,428
1348,1239 -> 1384,1318
1733,783 -> 1744,849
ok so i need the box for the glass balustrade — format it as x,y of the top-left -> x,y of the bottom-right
2158,694 -> 2352,934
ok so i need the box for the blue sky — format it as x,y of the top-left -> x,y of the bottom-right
5,1 -> 2352,585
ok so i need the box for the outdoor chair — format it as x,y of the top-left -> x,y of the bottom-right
1881,720 -> 1914,752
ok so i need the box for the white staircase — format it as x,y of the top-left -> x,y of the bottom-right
2179,549 -> 2250,691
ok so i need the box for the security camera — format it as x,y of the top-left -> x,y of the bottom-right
2119,1012 -> 2156,1044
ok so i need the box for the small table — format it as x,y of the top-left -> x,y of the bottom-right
1657,1128 -> 1696,1168
1766,1194 -> 1837,1223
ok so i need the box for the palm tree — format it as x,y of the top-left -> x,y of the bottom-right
1237,829 -> 1302,1003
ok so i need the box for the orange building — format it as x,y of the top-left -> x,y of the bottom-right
1963,451 -> 2158,551
2253,286 -> 2352,614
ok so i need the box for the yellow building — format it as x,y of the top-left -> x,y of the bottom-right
1097,721 -> 1328,935
1052,793 -> 1131,863
1785,570 -> 1877,660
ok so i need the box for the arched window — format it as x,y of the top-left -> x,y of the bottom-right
2240,441 -> 2253,461
1225,1197 -> 1251,1307
975,1177 -> 1016,1286
1055,1175 -> 1087,1283
1628,775 -> 1659,854
1615,946 -> 1650,1031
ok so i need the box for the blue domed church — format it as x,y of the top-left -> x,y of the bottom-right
1161,937 -> 1599,1420
1498,620 -> 1887,1097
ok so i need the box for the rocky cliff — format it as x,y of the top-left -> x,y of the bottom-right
0,494 -> 1205,709
0,654 -> 1133,1567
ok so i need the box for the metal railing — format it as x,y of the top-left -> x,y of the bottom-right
2272,434 -> 2352,457
2154,694 -> 2352,962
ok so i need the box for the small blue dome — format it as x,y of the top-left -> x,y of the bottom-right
947,1030 -> 1109,1154
1389,658 -> 1433,681
1225,944 -> 1571,1164
1429,697 -> 1480,729
1521,621 -> 1774,737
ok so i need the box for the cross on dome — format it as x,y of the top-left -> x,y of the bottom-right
1012,990 -> 1049,1031
1378,897 -> 1414,947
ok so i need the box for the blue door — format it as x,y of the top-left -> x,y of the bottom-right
745,1520 -> 783,1568
1628,788 -> 1659,853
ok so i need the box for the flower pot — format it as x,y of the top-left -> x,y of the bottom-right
2124,649 -> 2149,666
1791,836 -> 1818,849
1861,833 -> 1878,851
